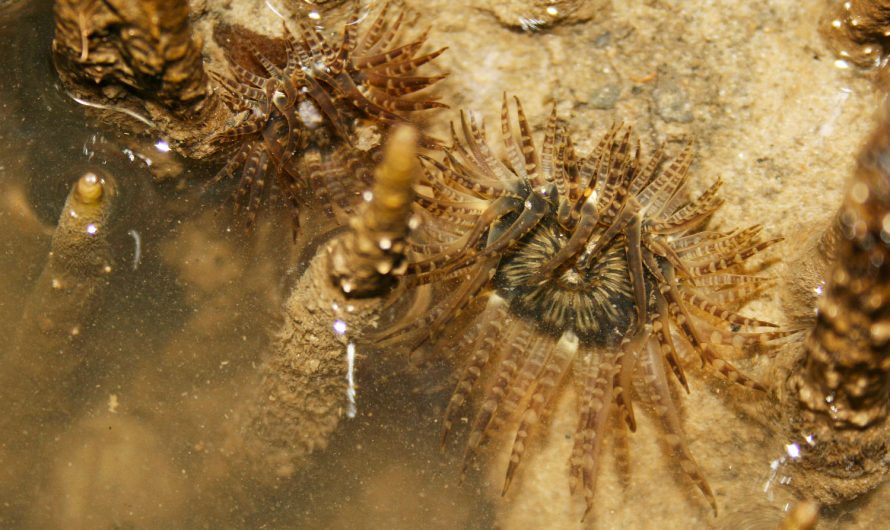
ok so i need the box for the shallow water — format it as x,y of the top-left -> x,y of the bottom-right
0,3 -> 489,528
0,1 -> 888,529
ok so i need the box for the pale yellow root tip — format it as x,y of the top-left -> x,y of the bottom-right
74,172 -> 104,204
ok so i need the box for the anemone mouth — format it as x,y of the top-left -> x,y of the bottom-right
493,216 -> 638,345
554,267 -> 583,290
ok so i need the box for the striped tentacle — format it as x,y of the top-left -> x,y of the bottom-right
503,330 -> 579,494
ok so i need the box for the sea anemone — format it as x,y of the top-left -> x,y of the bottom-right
374,95 -> 786,515
208,1 -> 446,235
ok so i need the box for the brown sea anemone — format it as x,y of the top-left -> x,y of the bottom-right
208,1 -> 446,236
375,95 -> 786,516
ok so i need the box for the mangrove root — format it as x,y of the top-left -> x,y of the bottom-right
3,171 -> 117,430
0,171 -> 117,525
330,125 -> 420,298
781,102 -> 890,504
820,0 -> 890,67
228,127 -> 420,479
52,0 -> 223,153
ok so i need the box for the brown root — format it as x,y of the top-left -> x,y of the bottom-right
330,125 -> 420,297
52,0 -> 225,155
779,100 -> 890,505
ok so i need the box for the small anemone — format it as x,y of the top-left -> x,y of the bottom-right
207,1 -> 447,237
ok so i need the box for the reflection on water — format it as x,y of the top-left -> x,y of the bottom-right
0,2 -> 888,530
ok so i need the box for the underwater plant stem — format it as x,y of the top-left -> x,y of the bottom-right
330,125 -> 420,297
230,127 -> 421,479
52,0 -> 213,118
1,172 -> 116,433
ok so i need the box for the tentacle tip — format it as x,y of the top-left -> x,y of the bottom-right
624,412 -> 637,432
501,479 -> 511,496
439,429 -> 451,450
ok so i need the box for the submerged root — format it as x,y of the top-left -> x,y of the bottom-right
0,171 -> 117,524
227,126 -> 420,479
53,0 -> 208,112
52,0 -> 224,154
820,0 -> 890,68
330,125 -> 419,297
778,100 -> 890,505
4,171 -> 117,430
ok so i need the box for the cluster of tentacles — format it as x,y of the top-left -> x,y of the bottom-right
373,95 -> 788,515
208,1 -> 446,235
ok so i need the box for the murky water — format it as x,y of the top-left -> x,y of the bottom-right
0,3 -> 489,529
1,1 -> 888,529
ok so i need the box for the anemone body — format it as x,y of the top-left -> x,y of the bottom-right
210,1 -> 445,234
376,96 -> 785,514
